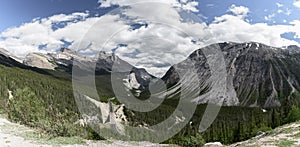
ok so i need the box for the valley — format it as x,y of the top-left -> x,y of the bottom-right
1,42 -> 300,146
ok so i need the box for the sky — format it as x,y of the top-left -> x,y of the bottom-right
0,0 -> 300,77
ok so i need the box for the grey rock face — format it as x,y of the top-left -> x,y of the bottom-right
23,53 -> 56,70
163,42 -> 300,108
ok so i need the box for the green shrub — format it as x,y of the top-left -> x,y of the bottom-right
7,87 -> 46,127
286,105 -> 300,123
6,87 -> 92,139
168,133 -> 205,147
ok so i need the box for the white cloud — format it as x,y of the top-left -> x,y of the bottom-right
276,3 -> 283,8
91,3 -> 204,76
207,6 -> 298,48
46,12 -> 88,23
294,0 -> 300,8
264,13 -> 275,21
0,12 -> 91,57
180,1 -> 199,12
1,3 -> 300,77
98,0 -> 199,12
228,5 -> 249,17
209,15 -> 298,47
278,8 -> 292,15
0,3 -> 204,77
290,20 -> 300,38
285,8 -> 292,15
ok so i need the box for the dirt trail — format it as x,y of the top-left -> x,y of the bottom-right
0,117 -> 51,147
0,116 -> 168,147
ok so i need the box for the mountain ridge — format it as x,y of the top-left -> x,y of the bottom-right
162,42 -> 300,108
1,42 -> 300,108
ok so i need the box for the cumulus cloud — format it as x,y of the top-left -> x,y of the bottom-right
264,13 -> 275,21
277,8 -> 292,15
209,14 -> 298,47
276,3 -> 283,8
290,20 -> 300,38
90,3 -> 204,76
0,2 -> 204,77
228,4 -> 249,17
1,3 -> 300,77
0,12 -> 90,57
98,0 -> 199,12
294,0 -> 300,8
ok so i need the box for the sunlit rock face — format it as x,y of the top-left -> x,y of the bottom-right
23,53 -> 56,70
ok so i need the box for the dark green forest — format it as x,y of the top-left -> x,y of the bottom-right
1,63 -> 300,146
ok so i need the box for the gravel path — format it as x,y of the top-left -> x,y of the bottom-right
0,116 -> 169,147
0,117 -> 52,147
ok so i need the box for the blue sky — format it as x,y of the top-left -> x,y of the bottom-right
0,0 -> 114,32
199,0 -> 298,23
1,0 -> 299,51
1,0 -> 300,76
1,0 -> 299,32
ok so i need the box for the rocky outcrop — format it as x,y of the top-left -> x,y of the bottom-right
78,95 -> 125,135
23,53 -> 56,70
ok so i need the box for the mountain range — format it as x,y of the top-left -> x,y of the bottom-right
1,42 -> 300,108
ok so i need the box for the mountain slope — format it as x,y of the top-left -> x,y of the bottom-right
0,52 -> 54,76
162,42 -> 300,108
23,48 -> 153,90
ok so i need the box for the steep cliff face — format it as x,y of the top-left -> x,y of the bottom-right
162,42 -> 300,108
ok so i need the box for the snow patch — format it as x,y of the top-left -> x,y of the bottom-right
255,43 -> 260,50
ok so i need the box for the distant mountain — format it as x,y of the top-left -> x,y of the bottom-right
22,48 -> 153,91
0,48 -> 52,75
23,52 -> 57,70
2,43 -> 300,108
0,48 -> 22,63
162,42 -> 300,108
286,45 -> 300,51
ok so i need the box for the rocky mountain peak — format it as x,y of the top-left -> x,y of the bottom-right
287,45 -> 300,51
163,42 -> 300,108
97,51 -> 117,61
23,53 -> 56,70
